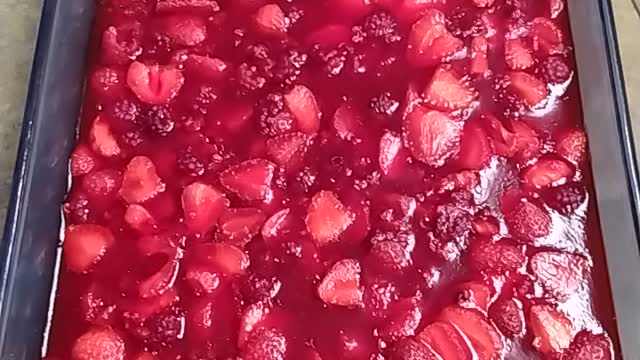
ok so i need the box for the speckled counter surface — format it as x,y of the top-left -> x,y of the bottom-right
0,0 -> 639,229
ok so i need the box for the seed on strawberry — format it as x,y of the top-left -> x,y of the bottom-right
556,128 -> 587,164
502,196 -> 551,243
71,327 -> 125,360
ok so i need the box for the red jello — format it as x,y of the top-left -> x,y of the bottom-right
46,0 -> 619,359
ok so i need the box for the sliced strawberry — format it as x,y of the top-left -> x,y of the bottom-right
70,144 -> 98,176
488,297 -> 524,338
530,17 -> 565,55
255,4 -> 289,36
284,85 -> 321,134
456,281 -> 493,312
469,241 -> 526,275
306,191 -> 354,245
402,105 -> 463,167
522,158 -> 574,189
266,132 -> 310,172
439,306 -> 504,360
529,304 -> 574,353
380,297 -> 422,340
483,114 -> 518,157
90,116 -> 121,158
127,61 -> 184,105
471,36 -> 488,75
472,213 -> 500,236
333,103 -> 365,142
139,251 -> 182,298
424,66 -> 478,111
185,264 -> 220,294
510,120 -> 540,162
242,327 -> 288,360
510,71 -> 549,107
161,15 -> 207,46
379,132 -> 404,175
505,38 -> 534,70
472,0 -> 495,7
156,0 -> 221,13
317,259 -> 363,307
124,204 -> 156,233
123,287 -> 179,321
64,224 -> 115,273
457,120 -> 493,170
502,197 -> 551,243
563,330 -> 613,360
184,55 -> 229,80
120,156 -> 166,204
90,67 -> 126,99
71,327 -> 125,360
530,251 -> 589,301
407,9 -> 464,66
549,0 -> 565,18
556,128 -> 587,164
391,338 -> 440,360
181,181 -> 227,233
219,159 -> 276,201
417,321 -> 473,360
195,243 -> 250,275
219,208 -> 266,247
238,302 -> 271,347
101,22 -> 143,66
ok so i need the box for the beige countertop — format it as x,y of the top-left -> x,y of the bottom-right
0,0 -> 638,227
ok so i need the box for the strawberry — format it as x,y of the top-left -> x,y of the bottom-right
181,182 -> 227,233
522,158 -> 574,189
380,297 -> 422,340
306,191 -> 354,245
549,0 -> 565,18
502,196 -> 551,243
326,0 -> 374,19
542,182 -> 587,214
124,204 -> 156,233
407,9 -> 464,66
510,120 -> 540,162
540,56 -> 572,84
488,297 -> 524,338
120,156 -> 166,204
471,36 -> 489,75
156,0 -> 221,13
255,4 -> 289,35
510,71 -> 549,107
391,338 -> 440,360
472,0 -> 495,7
472,213 -> 500,236
242,327 -> 287,360
439,306 -> 504,360
126,61 -> 184,105
424,66 -> 478,111
194,243 -> 250,275
457,120 -> 493,170
284,85 -> 321,134
184,55 -> 229,80
469,241 -> 526,275
333,103 -> 365,142
556,128 -> 587,164
82,169 -> 122,202
161,15 -> 207,46
139,252 -> 182,298
185,264 -> 220,294
262,208 -> 291,240
64,224 -> 115,273
456,281 -> 493,312
417,321 -> 473,360
90,115 -> 121,158
123,287 -> 179,321
71,327 -> 125,360
219,159 -> 276,201
218,208 -> 266,247
563,330 -> 613,360
483,114 -> 518,157
403,105 -> 463,167
90,67 -> 126,99
71,144 -> 98,176
101,22 -> 143,66
505,38 -> 534,70
317,259 -> 363,307
530,251 -> 589,301
530,17 -> 565,55
379,132 -> 404,175
266,132 -> 310,172
529,304 -> 574,353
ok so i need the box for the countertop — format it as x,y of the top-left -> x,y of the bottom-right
0,0 -> 639,227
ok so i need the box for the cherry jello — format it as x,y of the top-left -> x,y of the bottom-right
46,0 -> 619,359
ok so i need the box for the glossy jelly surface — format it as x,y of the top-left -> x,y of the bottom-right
45,0 -> 619,359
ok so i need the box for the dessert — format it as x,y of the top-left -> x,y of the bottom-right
45,0 -> 618,359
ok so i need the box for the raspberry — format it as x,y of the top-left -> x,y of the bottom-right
540,56 -> 572,84
63,194 -> 92,223
146,106 -> 175,136
258,93 -> 294,136
370,92 -> 399,117
542,182 -> 587,215
273,49 -> 308,86
108,99 -> 141,126
121,131 -> 145,148
208,143 -> 235,171
177,150 -> 206,177
146,310 -> 185,343
363,11 -> 401,44
191,85 -> 218,115
237,63 -> 267,93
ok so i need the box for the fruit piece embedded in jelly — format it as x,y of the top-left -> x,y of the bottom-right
47,1 -> 619,359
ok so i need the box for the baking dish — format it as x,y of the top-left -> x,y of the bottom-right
1,0 -> 639,359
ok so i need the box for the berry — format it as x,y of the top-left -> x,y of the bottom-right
177,150 -> 206,177
363,11 -> 402,44
317,259 -> 363,307
370,92 -> 400,118
64,225 -> 115,273
71,328 -> 125,360
542,182 -> 587,214
540,56 -> 572,84
306,191 -> 354,245
403,105 -> 463,167
146,106 -> 175,136
181,181 -> 227,233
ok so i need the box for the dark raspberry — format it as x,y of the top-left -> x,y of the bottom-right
63,194 -> 92,223
108,99 -> 141,125
363,11 -> 401,44
273,49 -> 308,86
237,63 -> 267,93
146,106 -> 175,136
316,45 -> 352,76
177,150 -> 206,177
121,130 -> 145,148
286,6 -> 304,25
258,93 -> 294,136
540,56 -> 572,84
370,92 -> 399,117
208,143 -> 235,171
145,310 -> 185,343
191,86 -> 218,115
242,275 -> 282,303
542,182 -> 586,215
